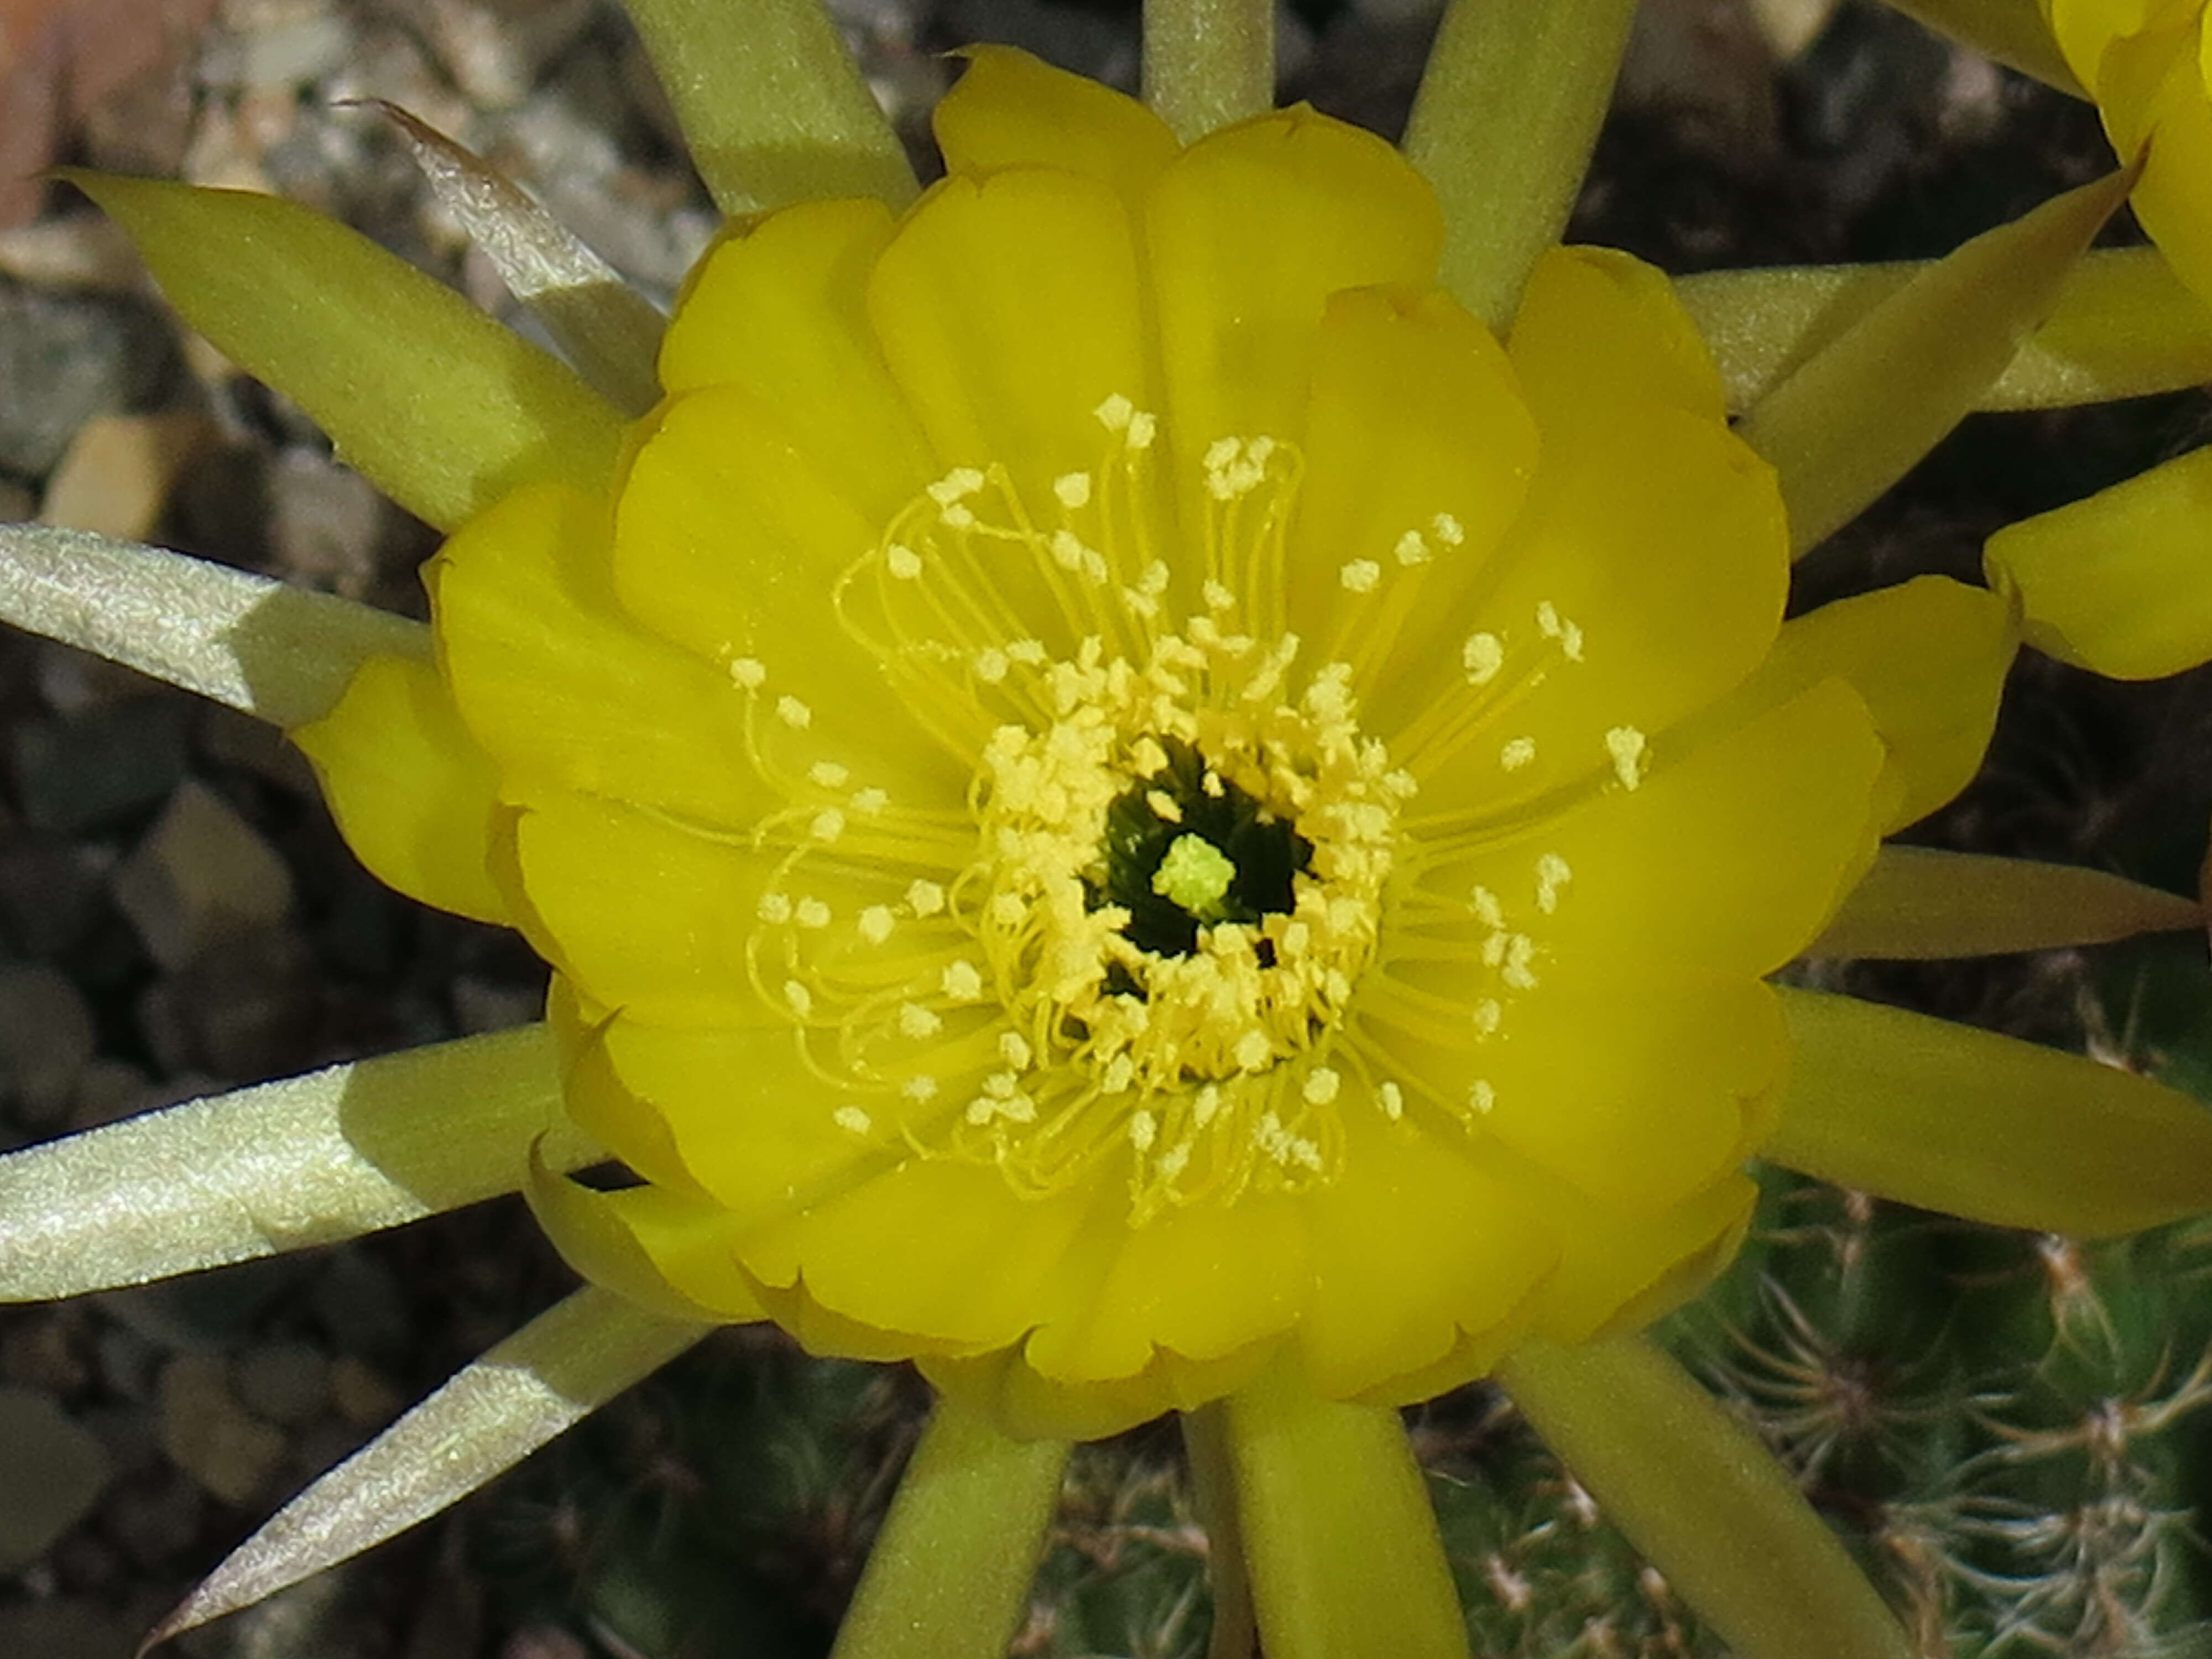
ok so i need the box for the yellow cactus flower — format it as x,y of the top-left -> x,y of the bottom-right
282,48 -> 1886,1438
4,7 -> 2212,1659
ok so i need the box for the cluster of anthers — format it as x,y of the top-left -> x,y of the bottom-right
722,395 -> 1431,1222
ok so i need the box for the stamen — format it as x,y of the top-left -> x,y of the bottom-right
1462,633 -> 1504,685
1605,726 -> 1648,790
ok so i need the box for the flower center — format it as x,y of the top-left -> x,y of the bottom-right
743,399 -> 1418,1215
1096,738 -> 1312,958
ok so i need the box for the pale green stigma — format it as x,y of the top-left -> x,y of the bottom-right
1153,833 -> 1237,921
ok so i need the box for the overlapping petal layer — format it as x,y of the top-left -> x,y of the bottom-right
298,48 -> 1934,1437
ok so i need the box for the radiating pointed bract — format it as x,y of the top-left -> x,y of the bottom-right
1402,0 -> 1641,331
1877,0 -> 2084,95
373,103 -> 664,416
145,1286 -> 708,1645
67,172 -> 625,534
0,1026 -> 578,1302
1811,846 -> 2201,958
1500,1336 -> 1915,1659
1986,445 -> 2212,679
1768,988 -> 2212,1237
1680,247 -> 2212,413
0,523 -> 427,727
1224,1363 -> 1470,1659
1142,0 -> 1275,142
1736,168 -> 2133,555
1181,1405 -> 1258,1659
830,1395 -> 1070,1659
624,0 -> 916,217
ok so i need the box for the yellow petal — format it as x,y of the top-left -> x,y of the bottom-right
611,388 -> 971,809
1145,106 -> 1442,475
1402,409 -> 1791,823
1418,677 -> 1886,978
1768,986 -> 2212,1237
1285,284 -> 1536,679
1986,444 -> 2212,678
292,653 -> 507,923
1507,244 -> 1729,429
659,199 -> 935,521
2122,30 -> 2212,305
1532,1170 -> 1758,1344
920,1354 -> 1230,1442
757,1159 -> 1098,1353
1692,575 -> 2015,832
1501,1336 -> 1915,1659
547,980 -> 702,1198
870,165 -> 1155,501
433,481 -> 761,823
1810,846 -> 2201,958
500,788 -> 774,1026
65,172 -> 624,535
1297,1112 -> 1555,1398
936,46 -> 1180,195
1024,1193 -> 1310,1383
525,1144 -> 764,1323
586,1011 -> 967,1228
1371,971 -> 1777,1213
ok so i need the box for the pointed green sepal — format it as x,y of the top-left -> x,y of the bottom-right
1736,168 -> 2133,555
1224,1361 -> 1469,1659
1182,1404 -> 1259,1659
1877,0 -> 2083,95
1680,248 -> 2212,414
624,0 -> 917,216
1402,0 -> 1641,332
1143,0 -> 1276,142
1499,1335 -> 1913,1659
144,1285 -> 707,1645
830,1392 -> 1070,1659
0,522 -> 427,727
375,102 -> 664,416
1811,845 -> 2201,958
0,1026 -> 588,1301
67,171 -> 625,534
1768,986 -> 2212,1236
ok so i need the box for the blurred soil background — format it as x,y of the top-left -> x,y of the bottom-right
0,1 -> 2206,1656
